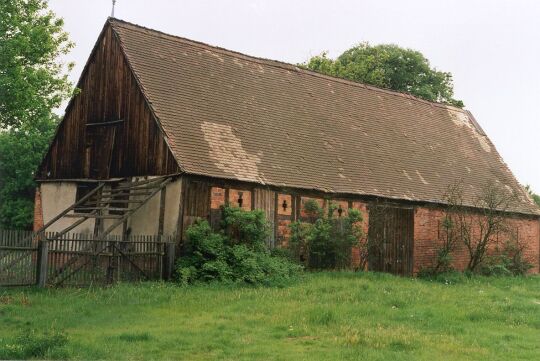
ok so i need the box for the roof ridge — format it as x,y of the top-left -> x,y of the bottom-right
108,17 -> 465,113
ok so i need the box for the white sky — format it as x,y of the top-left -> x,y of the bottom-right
48,0 -> 540,192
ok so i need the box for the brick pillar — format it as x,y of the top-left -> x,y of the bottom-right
33,186 -> 44,231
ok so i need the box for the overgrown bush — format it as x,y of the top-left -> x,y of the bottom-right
426,181 -> 531,277
221,205 -> 268,249
479,237 -> 533,276
0,328 -> 69,360
289,199 -> 363,270
177,205 -> 302,286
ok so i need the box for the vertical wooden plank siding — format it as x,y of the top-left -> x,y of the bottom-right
253,188 -> 276,247
38,24 -> 179,180
182,180 -> 210,237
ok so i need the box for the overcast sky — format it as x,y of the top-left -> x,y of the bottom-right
48,0 -> 540,192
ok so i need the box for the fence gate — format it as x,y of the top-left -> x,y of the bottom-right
368,205 -> 414,276
0,230 -> 38,286
45,234 -> 174,287
0,230 -> 175,287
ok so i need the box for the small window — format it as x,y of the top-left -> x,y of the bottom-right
74,183 -> 98,213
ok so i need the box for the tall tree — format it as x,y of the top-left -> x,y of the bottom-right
0,0 -> 74,129
0,0 -> 74,229
0,119 -> 56,229
302,43 -> 463,107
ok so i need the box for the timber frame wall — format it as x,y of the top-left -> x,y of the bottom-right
35,174 -> 540,276
177,175 -> 540,275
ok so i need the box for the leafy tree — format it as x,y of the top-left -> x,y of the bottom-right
302,43 -> 463,107
0,119 -> 56,229
532,194 -> 540,207
0,0 -> 74,129
0,0 -> 74,229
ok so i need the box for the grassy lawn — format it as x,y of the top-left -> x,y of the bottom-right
1,272 -> 539,360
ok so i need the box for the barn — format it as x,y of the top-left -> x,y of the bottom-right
33,18 -> 540,275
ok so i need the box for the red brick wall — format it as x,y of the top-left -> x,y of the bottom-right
277,194 -> 293,247
33,186 -> 44,231
414,206 -> 539,273
229,189 -> 252,211
505,218 -> 540,273
210,187 -> 226,209
208,184 -> 540,274
209,186 -> 252,211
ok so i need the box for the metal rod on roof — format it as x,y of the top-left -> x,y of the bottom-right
111,0 -> 117,18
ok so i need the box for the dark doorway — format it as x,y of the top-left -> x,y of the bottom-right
368,205 -> 414,276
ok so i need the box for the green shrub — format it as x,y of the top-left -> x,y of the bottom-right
179,220 -> 231,283
479,260 -> 512,277
479,238 -> 533,277
289,199 -> 363,270
221,206 -> 269,249
0,328 -> 69,360
177,205 -> 302,286
501,238 -> 533,276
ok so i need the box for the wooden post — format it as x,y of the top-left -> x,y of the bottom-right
36,240 -> 49,287
162,241 -> 175,280
158,186 -> 167,237
175,177 -> 187,257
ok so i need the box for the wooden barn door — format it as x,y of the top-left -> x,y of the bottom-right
84,125 -> 116,179
368,205 -> 414,276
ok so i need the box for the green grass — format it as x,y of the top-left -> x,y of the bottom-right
1,272 -> 539,360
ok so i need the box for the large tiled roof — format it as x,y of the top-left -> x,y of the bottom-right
109,19 -> 538,215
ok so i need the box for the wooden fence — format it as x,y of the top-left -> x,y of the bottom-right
0,230 -> 176,287
0,230 -> 37,286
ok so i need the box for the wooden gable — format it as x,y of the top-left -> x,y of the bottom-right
38,23 -> 180,180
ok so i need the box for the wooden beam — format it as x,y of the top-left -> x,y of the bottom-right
98,190 -> 153,198
72,207 -> 130,212
36,240 -> 49,287
65,214 -> 123,219
86,119 -> 124,127
33,182 -> 106,234
158,186 -> 167,237
175,177 -> 187,255
86,199 -> 144,205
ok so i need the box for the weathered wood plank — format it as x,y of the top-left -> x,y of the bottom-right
37,25 -> 180,180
